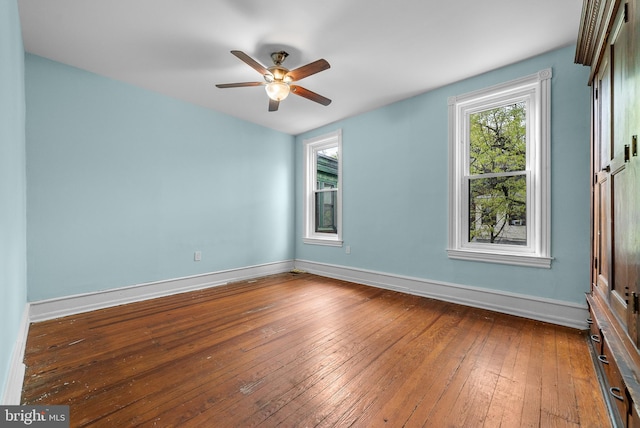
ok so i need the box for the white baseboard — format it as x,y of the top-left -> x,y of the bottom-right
1,305 -> 29,405
294,259 -> 588,330
29,260 -> 295,322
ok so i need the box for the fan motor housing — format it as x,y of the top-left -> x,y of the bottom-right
266,66 -> 291,82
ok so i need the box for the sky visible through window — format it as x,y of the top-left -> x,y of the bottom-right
318,147 -> 338,159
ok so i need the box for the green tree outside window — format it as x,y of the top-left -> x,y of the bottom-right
468,102 -> 527,245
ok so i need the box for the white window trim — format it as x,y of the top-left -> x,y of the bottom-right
447,69 -> 552,268
303,129 -> 343,247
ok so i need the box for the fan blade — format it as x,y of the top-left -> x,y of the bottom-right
268,98 -> 280,112
215,82 -> 264,88
231,50 -> 272,77
286,59 -> 330,82
290,85 -> 332,106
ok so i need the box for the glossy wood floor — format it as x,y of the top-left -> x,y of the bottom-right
22,273 -> 609,427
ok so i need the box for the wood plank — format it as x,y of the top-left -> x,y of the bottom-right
555,327 -> 582,424
540,324 -> 562,421
567,328 -> 612,427
314,298 -> 454,427
457,315 -> 519,427
352,304 -> 474,426
236,296 -> 449,427
484,316 -> 533,427
152,284 -> 400,426
520,321 -> 545,427
487,321 -> 537,427
21,273 -> 610,427
69,279 -> 369,425
273,294 -> 439,427
422,311 -> 503,426
24,276 -> 342,401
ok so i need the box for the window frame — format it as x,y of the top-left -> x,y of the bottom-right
447,69 -> 552,268
303,129 -> 343,247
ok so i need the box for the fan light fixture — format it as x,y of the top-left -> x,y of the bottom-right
216,50 -> 331,112
265,81 -> 290,101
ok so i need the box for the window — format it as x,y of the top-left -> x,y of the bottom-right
447,69 -> 552,268
303,129 -> 342,246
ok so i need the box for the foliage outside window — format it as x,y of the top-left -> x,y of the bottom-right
303,130 -> 342,246
448,70 -> 552,268
469,102 -> 527,245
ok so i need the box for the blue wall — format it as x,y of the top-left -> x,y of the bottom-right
0,0 -> 27,402
26,55 -> 295,301
295,45 -> 591,304
11,41 -> 591,398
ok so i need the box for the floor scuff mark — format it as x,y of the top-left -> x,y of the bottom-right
239,379 -> 264,395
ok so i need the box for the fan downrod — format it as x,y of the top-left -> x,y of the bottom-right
271,51 -> 289,66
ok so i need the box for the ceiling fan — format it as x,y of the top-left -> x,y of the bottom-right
216,50 -> 331,112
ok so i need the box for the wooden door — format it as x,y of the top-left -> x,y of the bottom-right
609,0 -> 640,344
625,0 -> 640,347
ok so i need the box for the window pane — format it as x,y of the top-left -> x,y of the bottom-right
468,175 -> 527,245
315,190 -> 337,233
316,148 -> 338,190
469,102 -> 526,175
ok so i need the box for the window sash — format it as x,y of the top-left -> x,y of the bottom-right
461,96 -> 534,253
315,189 -> 338,233
464,172 -> 529,249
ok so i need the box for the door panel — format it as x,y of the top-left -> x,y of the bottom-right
593,47 -> 613,300
611,163 -> 630,326
598,51 -> 612,171
595,174 -> 611,294
609,1 -> 639,341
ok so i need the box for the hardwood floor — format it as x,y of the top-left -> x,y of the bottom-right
22,273 -> 609,427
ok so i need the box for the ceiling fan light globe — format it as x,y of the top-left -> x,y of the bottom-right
265,81 -> 290,101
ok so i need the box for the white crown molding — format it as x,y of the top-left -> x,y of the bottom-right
29,260 -> 295,322
294,259 -> 588,330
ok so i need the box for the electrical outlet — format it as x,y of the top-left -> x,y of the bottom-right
194,251 -> 202,261
345,245 -> 351,254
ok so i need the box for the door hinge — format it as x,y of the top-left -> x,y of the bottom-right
625,144 -> 631,162
624,3 -> 629,23
594,257 -> 598,270
595,88 -> 598,99
633,292 -> 639,314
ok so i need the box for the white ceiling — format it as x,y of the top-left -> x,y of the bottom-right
18,0 -> 584,135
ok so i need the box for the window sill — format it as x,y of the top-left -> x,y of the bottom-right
303,237 -> 343,247
447,248 -> 552,268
